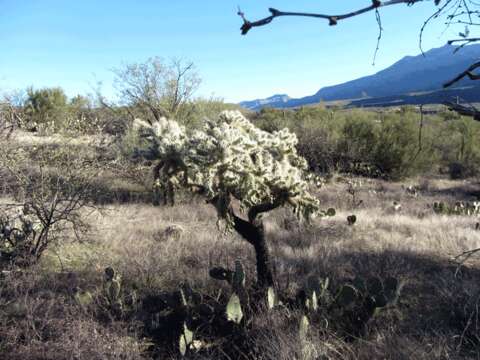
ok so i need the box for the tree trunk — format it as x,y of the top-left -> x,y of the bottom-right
232,213 -> 274,288
252,228 -> 274,288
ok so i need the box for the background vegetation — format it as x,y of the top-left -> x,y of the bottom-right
1,57 -> 480,359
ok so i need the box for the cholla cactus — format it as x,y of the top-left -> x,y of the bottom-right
134,111 -> 325,287
134,110 -> 319,225
0,206 -> 42,266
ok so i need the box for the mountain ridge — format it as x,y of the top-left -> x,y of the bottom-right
239,44 -> 480,110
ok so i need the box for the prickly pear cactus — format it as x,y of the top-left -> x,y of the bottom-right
226,293 -> 243,324
299,315 -> 309,341
0,207 -> 42,266
298,275 -> 333,311
267,286 -> 276,309
433,201 -> 480,216
179,322 -> 194,357
347,215 -> 357,225
298,315 -> 318,360
232,260 -> 246,292
336,284 -> 358,308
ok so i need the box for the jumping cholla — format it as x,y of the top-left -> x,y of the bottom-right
133,110 -> 320,227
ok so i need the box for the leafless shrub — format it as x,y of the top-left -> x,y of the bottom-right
0,92 -> 24,139
0,146 -> 99,268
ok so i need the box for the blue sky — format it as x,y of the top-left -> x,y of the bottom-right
0,1 -> 460,102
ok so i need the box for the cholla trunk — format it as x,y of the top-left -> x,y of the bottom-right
233,214 -> 274,288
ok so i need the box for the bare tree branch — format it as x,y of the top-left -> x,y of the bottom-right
443,61 -> 480,87
453,247 -> 480,276
238,1 -> 424,35
444,100 -> 480,120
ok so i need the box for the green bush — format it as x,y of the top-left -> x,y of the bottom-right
21,88 -> 102,135
336,112 -> 379,175
253,106 -> 448,179
373,112 -> 437,179
23,87 -> 68,132
439,118 -> 480,179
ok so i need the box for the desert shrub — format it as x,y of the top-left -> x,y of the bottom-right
336,113 -> 379,175
253,107 -> 293,133
23,87 -> 68,133
294,107 -> 343,174
438,118 -> 480,179
253,106 -> 441,179
19,88 -> 104,135
0,147 -> 97,268
60,95 -> 104,135
371,111 -> 440,179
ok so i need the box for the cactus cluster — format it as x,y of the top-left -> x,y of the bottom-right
210,260 -> 249,325
0,207 -> 42,266
298,315 -> 317,360
433,201 -> 480,216
298,275 -> 331,312
337,276 -> 403,309
297,274 -> 403,336
179,322 -> 194,356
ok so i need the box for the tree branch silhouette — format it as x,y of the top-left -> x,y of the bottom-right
237,1 -> 425,35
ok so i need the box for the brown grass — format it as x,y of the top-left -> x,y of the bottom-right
1,132 -> 480,359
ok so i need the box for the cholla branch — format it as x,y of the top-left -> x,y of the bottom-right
238,1 -> 424,35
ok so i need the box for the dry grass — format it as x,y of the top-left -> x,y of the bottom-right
13,176 -> 475,359
1,132 -> 480,358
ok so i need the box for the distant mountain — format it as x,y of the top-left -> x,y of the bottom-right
239,94 -> 291,111
239,44 -> 480,110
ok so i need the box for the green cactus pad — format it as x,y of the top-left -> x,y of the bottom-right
352,277 -> 366,293
299,315 -> 309,341
108,279 -> 121,301
366,277 -> 383,296
372,294 -> 388,308
233,260 -> 246,289
384,277 -> 398,293
226,294 -> 243,324
267,287 -> 276,309
337,284 -> 357,307
104,267 -> 115,281
209,267 -> 233,282
179,323 -> 193,356
310,291 -> 318,311
347,215 -> 357,225
326,208 -> 336,217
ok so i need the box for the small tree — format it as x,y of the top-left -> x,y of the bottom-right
133,111 -> 323,288
113,57 -> 201,124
